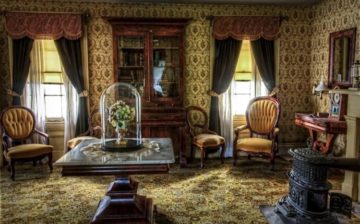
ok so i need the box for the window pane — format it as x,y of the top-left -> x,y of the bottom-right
233,94 -> 251,115
43,40 -> 57,51
43,72 -> 63,83
233,81 -> 251,94
45,96 -> 63,118
43,51 -> 62,71
234,40 -> 252,81
44,84 -> 62,95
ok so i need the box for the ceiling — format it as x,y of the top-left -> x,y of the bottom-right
87,0 -> 321,5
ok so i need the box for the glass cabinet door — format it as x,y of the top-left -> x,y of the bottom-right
151,36 -> 181,99
116,36 -> 145,97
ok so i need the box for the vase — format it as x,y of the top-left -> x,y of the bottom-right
116,120 -> 127,145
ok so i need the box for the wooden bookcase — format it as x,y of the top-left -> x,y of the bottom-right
105,18 -> 189,166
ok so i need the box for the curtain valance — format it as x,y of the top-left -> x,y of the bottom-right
212,16 -> 280,41
5,12 -> 82,40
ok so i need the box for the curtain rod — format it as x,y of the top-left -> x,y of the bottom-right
0,10 -> 91,23
1,10 -> 90,17
206,15 -> 289,22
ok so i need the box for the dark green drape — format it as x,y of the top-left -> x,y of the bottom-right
250,38 -> 275,92
55,37 -> 89,135
209,38 -> 241,133
12,37 -> 34,105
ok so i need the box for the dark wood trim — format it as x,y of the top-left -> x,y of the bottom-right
103,17 -> 191,26
61,164 -> 170,176
328,27 -> 356,88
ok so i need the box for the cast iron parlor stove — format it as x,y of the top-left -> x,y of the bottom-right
267,148 -> 360,224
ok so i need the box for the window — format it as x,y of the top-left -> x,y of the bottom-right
42,40 -> 66,121
25,40 -> 66,121
232,40 -> 266,115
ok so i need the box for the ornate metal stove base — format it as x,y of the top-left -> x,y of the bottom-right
275,196 -> 338,224
260,205 -> 351,224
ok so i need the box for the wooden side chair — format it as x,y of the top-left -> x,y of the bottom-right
186,106 -> 225,168
0,106 -> 53,180
67,109 -> 101,151
233,96 -> 280,170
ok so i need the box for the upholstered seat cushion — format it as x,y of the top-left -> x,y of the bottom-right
235,138 -> 272,153
67,136 -> 98,150
193,134 -> 225,148
7,144 -> 53,159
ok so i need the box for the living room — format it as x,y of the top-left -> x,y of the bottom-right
0,0 -> 360,223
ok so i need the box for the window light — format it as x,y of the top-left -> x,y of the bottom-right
234,40 -> 252,81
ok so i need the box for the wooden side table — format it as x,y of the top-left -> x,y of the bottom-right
295,113 -> 347,154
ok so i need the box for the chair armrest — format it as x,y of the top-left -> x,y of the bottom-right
234,125 -> 249,143
234,125 -> 248,135
205,130 -> 218,135
274,127 -> 280,136
34,129 -> 50,145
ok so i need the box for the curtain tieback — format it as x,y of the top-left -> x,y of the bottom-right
6,89 -> 21,97
79,90 -> 88,97
207,90 -> 220,97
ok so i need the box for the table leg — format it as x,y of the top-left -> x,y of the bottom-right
308,129 -> 318,151
91,176 -> 155,224
320,133 -> 337,154
179,126 -> 188,168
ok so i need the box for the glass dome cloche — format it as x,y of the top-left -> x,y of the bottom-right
100,82 -> 142,151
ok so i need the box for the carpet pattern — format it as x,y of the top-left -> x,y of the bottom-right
1,158 -> 359,224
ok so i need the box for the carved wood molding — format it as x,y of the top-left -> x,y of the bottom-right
5,12 -> 82,40
212,16 -> 281,40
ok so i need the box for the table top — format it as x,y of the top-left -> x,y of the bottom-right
55,138 -> 175,167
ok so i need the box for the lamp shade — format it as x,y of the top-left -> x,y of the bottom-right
315,81 -> 328,92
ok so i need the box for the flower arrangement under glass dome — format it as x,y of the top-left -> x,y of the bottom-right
100,82 -> 142,151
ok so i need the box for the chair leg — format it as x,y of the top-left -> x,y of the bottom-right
200,148 -> 205,169
220,143 -> 225,164
270,152 -> 275,171
48,153 -> 53,171
190,144 -> 194,163
233,149 -> 238,166
10,160 -> 15,181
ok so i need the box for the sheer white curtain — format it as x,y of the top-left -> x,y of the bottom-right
219,83 -> 234,157
24,40 -> 46,143
63,73 -> 78,153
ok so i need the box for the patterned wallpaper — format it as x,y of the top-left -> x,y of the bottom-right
0,0 -> 324,145
309,0 -> 360,154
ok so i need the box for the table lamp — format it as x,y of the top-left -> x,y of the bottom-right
313,77 -> 329,100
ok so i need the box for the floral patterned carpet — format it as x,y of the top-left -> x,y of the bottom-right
1,158 -> 359,224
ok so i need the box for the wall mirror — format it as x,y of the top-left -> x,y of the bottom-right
328,27 -> 356,88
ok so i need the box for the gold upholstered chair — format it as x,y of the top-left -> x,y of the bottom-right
186,106 -> 225,168
66,110 -> 101,151
233,96 -> 280,170
0,106 -> 53,180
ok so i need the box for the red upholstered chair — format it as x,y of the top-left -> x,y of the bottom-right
233,96 -> 280,170
0,106 -> 53,180
186,106 -> 225,168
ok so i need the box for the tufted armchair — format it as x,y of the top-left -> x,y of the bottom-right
0,106 -> 53,180
233,96 -> 280,170
66,109 -> 101,151
186,106 -> 225,168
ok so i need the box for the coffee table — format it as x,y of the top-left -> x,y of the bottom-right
55,138 -> 175,224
